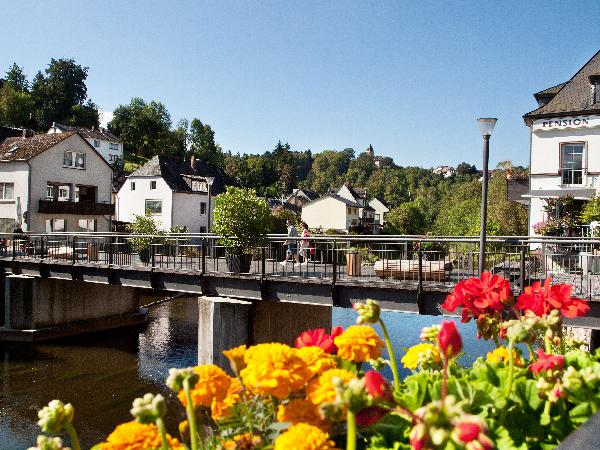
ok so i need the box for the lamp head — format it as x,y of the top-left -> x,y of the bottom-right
477,118 -> 497,137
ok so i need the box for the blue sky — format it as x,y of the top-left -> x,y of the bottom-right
2,1 -> 600,168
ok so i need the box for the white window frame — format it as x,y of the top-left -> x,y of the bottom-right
78,218 -> 96,232
0,182 -> 15,200
560,142 -> 585,186
200,202 -> 207,215
131,182 -> 136,191
150,180 -> 157,190
63,151 -> 86,169
145,199 -> 162,215
46,218 -> 66,232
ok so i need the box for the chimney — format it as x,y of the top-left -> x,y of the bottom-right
190,154 -> 196,169
21,128 -> 27,139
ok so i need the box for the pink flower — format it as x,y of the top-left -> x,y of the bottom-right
529,349 -> 565,375
295,326 -> 343,354
355,406 -> 388,427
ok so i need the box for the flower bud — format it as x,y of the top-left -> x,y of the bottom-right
364,370 -> 393,402
130,393 -> 166,424
409,423 -> 427,450
28,435 -> 69,450
37,400 -> 74,434
355,406 -> 388,427
430,426 -> 449,446
166,367 -> 199,392
437,321 -> 462,359
354,299 -> 381,325
420,324 -> 441,343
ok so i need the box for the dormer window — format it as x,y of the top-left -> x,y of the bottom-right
590,75 -> 600,105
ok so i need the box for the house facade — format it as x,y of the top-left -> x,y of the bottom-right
336,184 -> 378,230
368,197 -> 389,226
48,123 -> 123,165
0,132 -> 114,233
523,50 -> 600,235
301,195 -> 360,232
115,156 -> 231,233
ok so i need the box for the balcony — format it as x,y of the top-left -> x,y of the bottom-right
39,199 -> 115,215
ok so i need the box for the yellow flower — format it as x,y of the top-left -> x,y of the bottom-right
240,343 -> 313,399
178,364 -> 232,408
220,432 -> 261,449
212,377 -> 243,420
486,347 -> 523,366
277,399 -> 329,429
401,343 -> 441,370
99,421 -> 184,450
297,346 -> 337,377
334,325 -> 384,362
224,344 -> 247,374
274,423 -> 338,450
306,368 -> 356,405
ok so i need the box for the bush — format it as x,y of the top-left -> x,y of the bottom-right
127,212 -> 165,257
212,187 -> 272,255
581,196 -> 600,224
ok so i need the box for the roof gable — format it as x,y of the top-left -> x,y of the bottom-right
51,123 -> 122,142
303,194 -> 360,208
0,132 -> 75,161
524,50 -> 600,123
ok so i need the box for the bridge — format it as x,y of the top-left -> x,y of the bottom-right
2,232 -> 600,362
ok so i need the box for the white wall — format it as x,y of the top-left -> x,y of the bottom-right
337,185 -> 355,202
28,134 -> 113,232
0,161 -> 29,231
172,192 -> 210,233
302,197 -> 356,231
116,176 -> 173,230
88,139 -> 123,165
369,198 -> 389,225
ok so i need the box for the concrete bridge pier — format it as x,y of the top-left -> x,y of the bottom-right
0,275 -> 147,342
198,297 -> 332,371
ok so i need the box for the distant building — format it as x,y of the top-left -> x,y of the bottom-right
115,155 -> 232,233
368,197 -> 389,226
286,188 -> 319,208
0,132 -> 114,233
432,165 -> 456,178
523,50 -> 600,234
48,122 -> 123,165
0,126 -> 34,144
301,194 -> 360,232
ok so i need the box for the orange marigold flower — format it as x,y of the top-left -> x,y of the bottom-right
98,421 -> 184,450
274,423 -> 338,450
277,398 -> 329,429
220,432 -> 261,450
334,325 -> 384,362
177,364 -> 232,408
240,343 -> 313,399
223,344 -> 247,374
306,368 -> 356,405
212,376 -> 243,420
297,346 -> 337,377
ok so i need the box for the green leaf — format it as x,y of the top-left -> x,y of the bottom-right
569,402 -> 594,425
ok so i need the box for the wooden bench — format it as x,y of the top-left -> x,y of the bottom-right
374,259 -> 452,281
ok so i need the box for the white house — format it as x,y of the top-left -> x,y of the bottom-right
368,197 -> 389,226
48,123 -> 123,165
116,155 -> 231,233
301,194 -> 360,232
0,132 -> 114,233
523,50 -> 600,235
336,184 -> 377,229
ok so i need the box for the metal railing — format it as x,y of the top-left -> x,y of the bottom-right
2,232 -> 600,299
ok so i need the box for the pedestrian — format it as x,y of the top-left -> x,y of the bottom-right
285,219 -> 298,262
299,222 -> 311,262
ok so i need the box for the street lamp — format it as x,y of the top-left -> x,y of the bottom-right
205,176 -> 215,233
477,117 -> 497,275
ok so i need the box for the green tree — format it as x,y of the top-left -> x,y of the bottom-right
581,197 -> 600,224
4,63 -> 28,92
108,98 -> 173,157
189,118 -> 223,165
346,153 -> 377,187
456,162 -> 477,175
385,202 -> 426,235
0,83 -> 34,127
306,149 -> 354,193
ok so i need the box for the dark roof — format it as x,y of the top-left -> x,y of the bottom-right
129,155 -> 234,195
297,188 -> 319,201
507,178 -> 529,205
0,126 -> 34,144
51,123 -> 122,142
362,205 -> 375,212
304,194 -> 360,208
346,185 -> 367,199
267,198 -> 301,214
0,132 -> 75,161
534,82 -> 567,98
524,50 -> 600,123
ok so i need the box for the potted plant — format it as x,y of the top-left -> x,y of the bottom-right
127,211 -> 165,264
212,186 -> 272,273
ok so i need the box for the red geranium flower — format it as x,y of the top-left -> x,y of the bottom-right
355,406 -> 388,427
442,272 -> 513,322
529,349 -> 565,375
364,370 -> 393,401
455,422 -> 481,443
516,278 -> 589,318
295,326 -> 343,354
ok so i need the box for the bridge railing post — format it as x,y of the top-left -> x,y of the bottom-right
520,244 -> 527,294
40,236 -> 45,261
72,236 -> 77,264
417,241 -> 424,313
108,237 -> 113,265
261,245 -> 266,278
12,237 -> 16,260
201,238 -> 206,274
151,241 -> 156,268
332,241 -> 337,284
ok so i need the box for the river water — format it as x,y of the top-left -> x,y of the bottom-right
0,298 -> 495,449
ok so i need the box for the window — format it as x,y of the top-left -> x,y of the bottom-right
200,226 -> 207,233
192,180 -> 208,192
374,213 -> 381,224
200,202 -> 207,215
94,140 -> 100,147
58,186 -> 70,201
131,182 -> 136,191
150,180 -> 157,190
63,151 -> 85,169
348,207 -> 351,214
561,143 -> 584,185
109,142 -> 119,150
46,185 -> 54,200
145,199 -> 162,214
45,219 -> 66,232
0,182 -> 14,200
78,219 -> 96,232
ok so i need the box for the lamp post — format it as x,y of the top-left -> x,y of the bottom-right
477,117 -> 497,275
205,176 -> 215,233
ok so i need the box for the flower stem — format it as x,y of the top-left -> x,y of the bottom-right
558,326 -> 565,355
526,342 -> 536,361
64,423 -> 81,450
545,335 -> 552,354
492,334 -> 500,348
184,378 -> 200,450
379,319 -> 401,389
346,410 -> 357,450
441,356 -> 448,401
156,417 -> 170,450
504,339 -> 515,398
